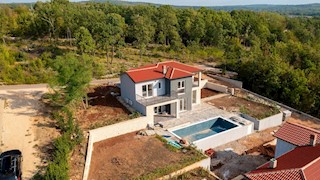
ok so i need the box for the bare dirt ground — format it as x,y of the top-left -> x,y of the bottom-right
211,127 -> 279,179
76,85 -> 130,130
201,88 -> 220,99
287,113 -> 320,130
0,88 -> 59,179
89,132 -> 201,180
69,136 -> 88,180
209,95 -> 278,119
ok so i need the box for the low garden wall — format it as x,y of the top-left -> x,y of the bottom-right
241,112 -> 283,131
0,99 -> 4,145
212,75 -> 243,88
205,82 -> 228,93
83,116 -> 152,180
193,123 -> 254,152
159,157 -> 212,180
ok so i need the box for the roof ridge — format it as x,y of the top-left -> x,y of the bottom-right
286,121 -> 320,134
127,61 -> 170,72
170,68 -> 175,79
247,168 -> 303,176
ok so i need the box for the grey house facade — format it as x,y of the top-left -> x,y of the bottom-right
120,61 -> 204,118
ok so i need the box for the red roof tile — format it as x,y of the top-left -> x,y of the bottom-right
274,122 -> 320,146
246,145 -> 320,180
126,61 -> 201,83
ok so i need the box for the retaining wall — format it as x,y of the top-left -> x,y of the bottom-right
159,157 -> 211,180
211,75 -> 243,88
82,116 -> 152,180
242,88 -> 320,123
241,112 -> 283,131
193,123 -> 254,152
0,99 -> 4,146
204,82 -> 228,93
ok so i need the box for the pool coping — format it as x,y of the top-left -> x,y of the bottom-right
168,116 -> 242,145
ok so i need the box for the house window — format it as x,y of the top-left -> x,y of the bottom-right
178,80 -> 185,94
142,84 -> 153,97
192,90 -> 197,104
159,82 -> 161,89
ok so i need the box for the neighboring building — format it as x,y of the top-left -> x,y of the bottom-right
120,61 -> 204,118
274,122 -> 320,158
245,144 -> 320,180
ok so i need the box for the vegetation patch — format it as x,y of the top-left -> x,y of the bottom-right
171,167 -> 217,180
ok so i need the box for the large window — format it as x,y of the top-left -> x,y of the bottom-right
142,84 -> 153,97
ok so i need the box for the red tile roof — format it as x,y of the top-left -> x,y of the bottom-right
125,61 -> 201,83
246,145 -> 320,180
274,122 -> 320,146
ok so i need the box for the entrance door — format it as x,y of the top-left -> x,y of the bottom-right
179,99 -> 186,112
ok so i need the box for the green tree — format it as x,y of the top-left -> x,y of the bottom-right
75,26 -> 95,54
131,15 -> 155,60
156,5 -> 181,48
49,53 -> 93,107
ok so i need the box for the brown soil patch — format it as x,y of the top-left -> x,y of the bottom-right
76,85 -> 130,130
69,136 -> 88,180
209,95 -> 278,119
201,88 -> 220,98
89,132 -> 201,180
287,113 -> 320,130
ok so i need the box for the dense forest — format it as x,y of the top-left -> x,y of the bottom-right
1,0 -> 320,119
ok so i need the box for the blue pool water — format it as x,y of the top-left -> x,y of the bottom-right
172,117 -> 238,142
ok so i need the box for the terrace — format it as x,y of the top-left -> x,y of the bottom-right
136,91 -> 178,106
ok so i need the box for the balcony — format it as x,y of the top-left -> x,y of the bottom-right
136,91 -> 178,106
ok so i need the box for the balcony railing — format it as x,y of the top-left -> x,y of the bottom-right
136,91 -> 178,106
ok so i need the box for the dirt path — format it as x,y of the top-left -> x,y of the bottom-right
0,88 -> 47,179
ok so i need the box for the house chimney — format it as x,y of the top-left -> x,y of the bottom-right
310,134 -> 317,146
269,158 -> 277,169
163,65 -> 167,74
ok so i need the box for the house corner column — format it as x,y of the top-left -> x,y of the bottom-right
198,72 -> 202,87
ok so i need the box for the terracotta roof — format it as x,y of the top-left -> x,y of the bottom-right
125,61 -> 201,83
246,145 -> 320,180
274,122 -> 320,146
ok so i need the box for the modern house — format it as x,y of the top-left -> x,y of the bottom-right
120,61 -> 205,118
274,122 -> 320,158
245,144 -> 320,180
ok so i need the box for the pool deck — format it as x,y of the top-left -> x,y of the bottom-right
157,101 -> 248,129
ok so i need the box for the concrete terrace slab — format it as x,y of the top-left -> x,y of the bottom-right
159,102 -> 239,129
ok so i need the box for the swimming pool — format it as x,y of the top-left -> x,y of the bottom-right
171,117 -> 239,143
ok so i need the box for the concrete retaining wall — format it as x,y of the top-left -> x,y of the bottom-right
82,116 -> 152,180
193,123 -> 254,152
242,88 -> 320,123
241,112 -> 283,131
159,157 -> 211,179
89,116 -> 152,143
0,99 -> 4,145
204,82 -> 228,93
212,75 -> 243,88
